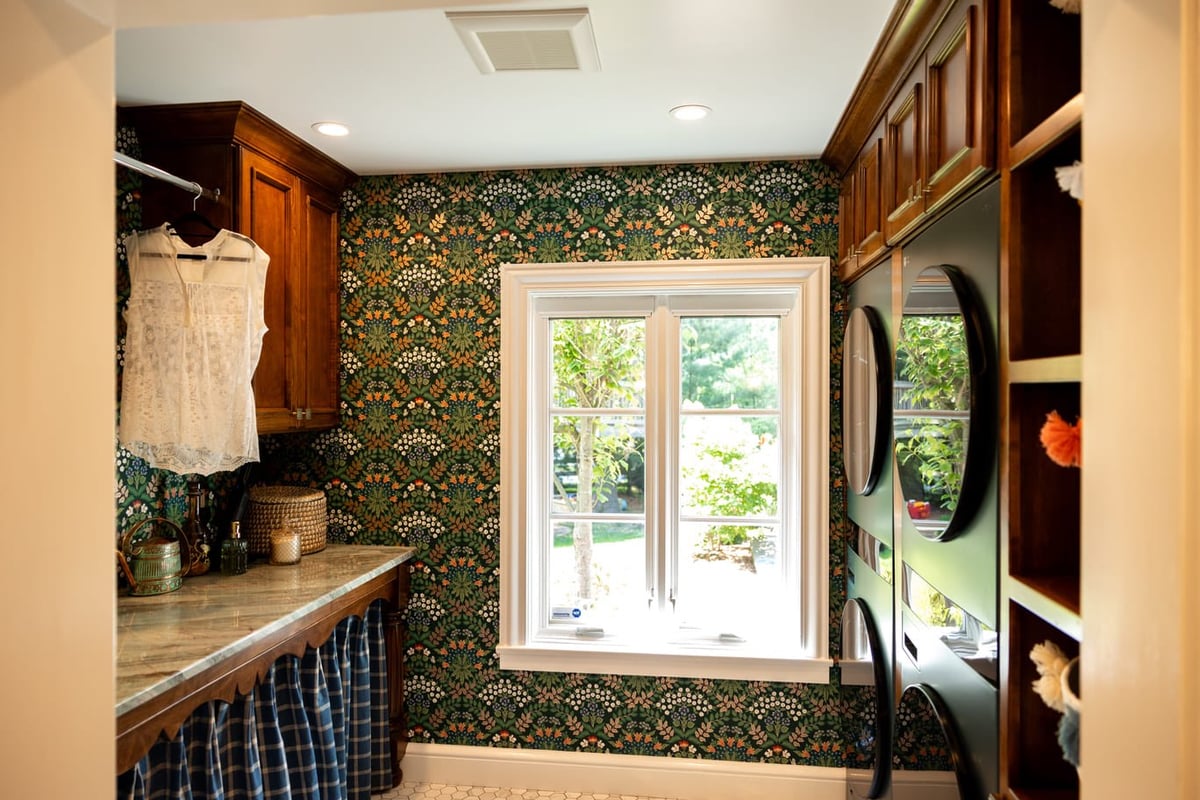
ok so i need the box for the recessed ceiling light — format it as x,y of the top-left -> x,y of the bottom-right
312,121 -> 350,137
670,104 -> 711,121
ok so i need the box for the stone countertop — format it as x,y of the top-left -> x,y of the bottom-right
116,544 -> 415,718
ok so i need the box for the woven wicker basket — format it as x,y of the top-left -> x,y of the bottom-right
245,485 -> 327,557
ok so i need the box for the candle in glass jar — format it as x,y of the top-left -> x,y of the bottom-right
269,525 -> 301,565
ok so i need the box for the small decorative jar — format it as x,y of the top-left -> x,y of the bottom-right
269,523 -> 301,566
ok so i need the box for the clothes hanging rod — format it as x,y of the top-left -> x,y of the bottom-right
114,151 -> 221,203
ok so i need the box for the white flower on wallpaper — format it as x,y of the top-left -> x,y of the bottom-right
392,346 -> 446,386
566,684 -> 620,716
393,263 -> 446,304
565,173 -> 622,211
478,176 -> 533,215
393,428 -> 446,466
340,267 -> 363,295
313,428 -> 362,463
340,348 -> 364,378
405,674 -> 446,709
325,507 -> 362,543
405,592 -> 445,626
392,182 -> 446,219
657,170 -> 714,208
391,509 -> 446,548
660,686 -> 714,720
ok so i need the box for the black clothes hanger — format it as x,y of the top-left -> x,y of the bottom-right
167,188 -> 223,254
168,210 -> 222,257
170,209 -> 221,236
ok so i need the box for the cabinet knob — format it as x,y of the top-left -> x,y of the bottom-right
292,408 -> 313,421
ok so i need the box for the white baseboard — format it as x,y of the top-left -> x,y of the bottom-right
398,742 -> 847,800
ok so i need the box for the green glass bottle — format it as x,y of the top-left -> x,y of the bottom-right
221,521 -> 249,576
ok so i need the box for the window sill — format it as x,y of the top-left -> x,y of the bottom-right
496,643 -> 835,683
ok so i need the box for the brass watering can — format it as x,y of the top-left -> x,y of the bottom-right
116,517 -> 191,596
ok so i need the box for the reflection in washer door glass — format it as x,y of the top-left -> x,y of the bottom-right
850,526 -> 893,585
894,312 -> 970,537
903,563 -> 997,685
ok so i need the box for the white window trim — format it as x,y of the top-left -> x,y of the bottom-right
499,257 -> 831,683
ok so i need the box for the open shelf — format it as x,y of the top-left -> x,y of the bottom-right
1009,93 -> 1082,170
1005,130 -> 1082,361
1005,788 -> 1078,800
1006,382 -> 1081,613
1004,603 -> 1080,800
1007,355 -> 1081,384
1004,0 -> 1081,149
1007,576 -> 1081,641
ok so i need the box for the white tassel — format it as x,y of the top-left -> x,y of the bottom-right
1055,160 -> 1084,201
1050,0 -> 1081,13
1029,640 -> 1069,712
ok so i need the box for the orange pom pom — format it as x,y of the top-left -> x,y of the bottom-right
1040,411 -> 1082,467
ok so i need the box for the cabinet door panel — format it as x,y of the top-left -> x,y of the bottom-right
838,170 -> 858,278
854,133 -> 885,263
884,65 -> 925,242
241,149 -> 302,433
302,182 -> 341,430
926,0 -> 994,213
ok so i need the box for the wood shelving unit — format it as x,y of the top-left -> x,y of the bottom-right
998,1 -> 1083,798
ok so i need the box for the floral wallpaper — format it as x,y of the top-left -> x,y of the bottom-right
114,132 -> 875,767
265,160 -> 871,767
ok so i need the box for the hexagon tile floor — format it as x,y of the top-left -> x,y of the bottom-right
375,783 -> 680,800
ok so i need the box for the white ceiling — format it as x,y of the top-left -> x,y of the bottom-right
116,1 -> 894,175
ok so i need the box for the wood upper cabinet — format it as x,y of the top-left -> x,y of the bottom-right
838,170 -> 857,275
884,63 -> 925,242
298,181 -> 342,431
838,122 -> 887,283
884,0 -> 994,244
119,102 -> 355,436
853,127 -> 886,266
240,149 -> 299,433
925,0 -> 993,212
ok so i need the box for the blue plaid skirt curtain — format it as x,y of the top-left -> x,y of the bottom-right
118,601 -> 393,800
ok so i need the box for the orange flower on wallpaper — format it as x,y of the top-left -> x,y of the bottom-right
1040,411 -> 1082,467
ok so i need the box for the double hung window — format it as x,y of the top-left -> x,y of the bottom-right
499,259 -> 830,681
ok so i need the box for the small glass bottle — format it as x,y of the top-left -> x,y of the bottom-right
221,521 -> 249,576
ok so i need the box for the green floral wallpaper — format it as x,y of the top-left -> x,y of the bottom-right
114,136 -> 875,767
265,161 -> 868,766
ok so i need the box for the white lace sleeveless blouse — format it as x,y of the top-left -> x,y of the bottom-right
119,224 -> 269,475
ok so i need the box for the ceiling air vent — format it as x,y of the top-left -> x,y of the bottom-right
446,7 -> 600,74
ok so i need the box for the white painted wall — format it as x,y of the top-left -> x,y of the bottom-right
0,1 -> 116,796
1082,1 -> 1200,798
